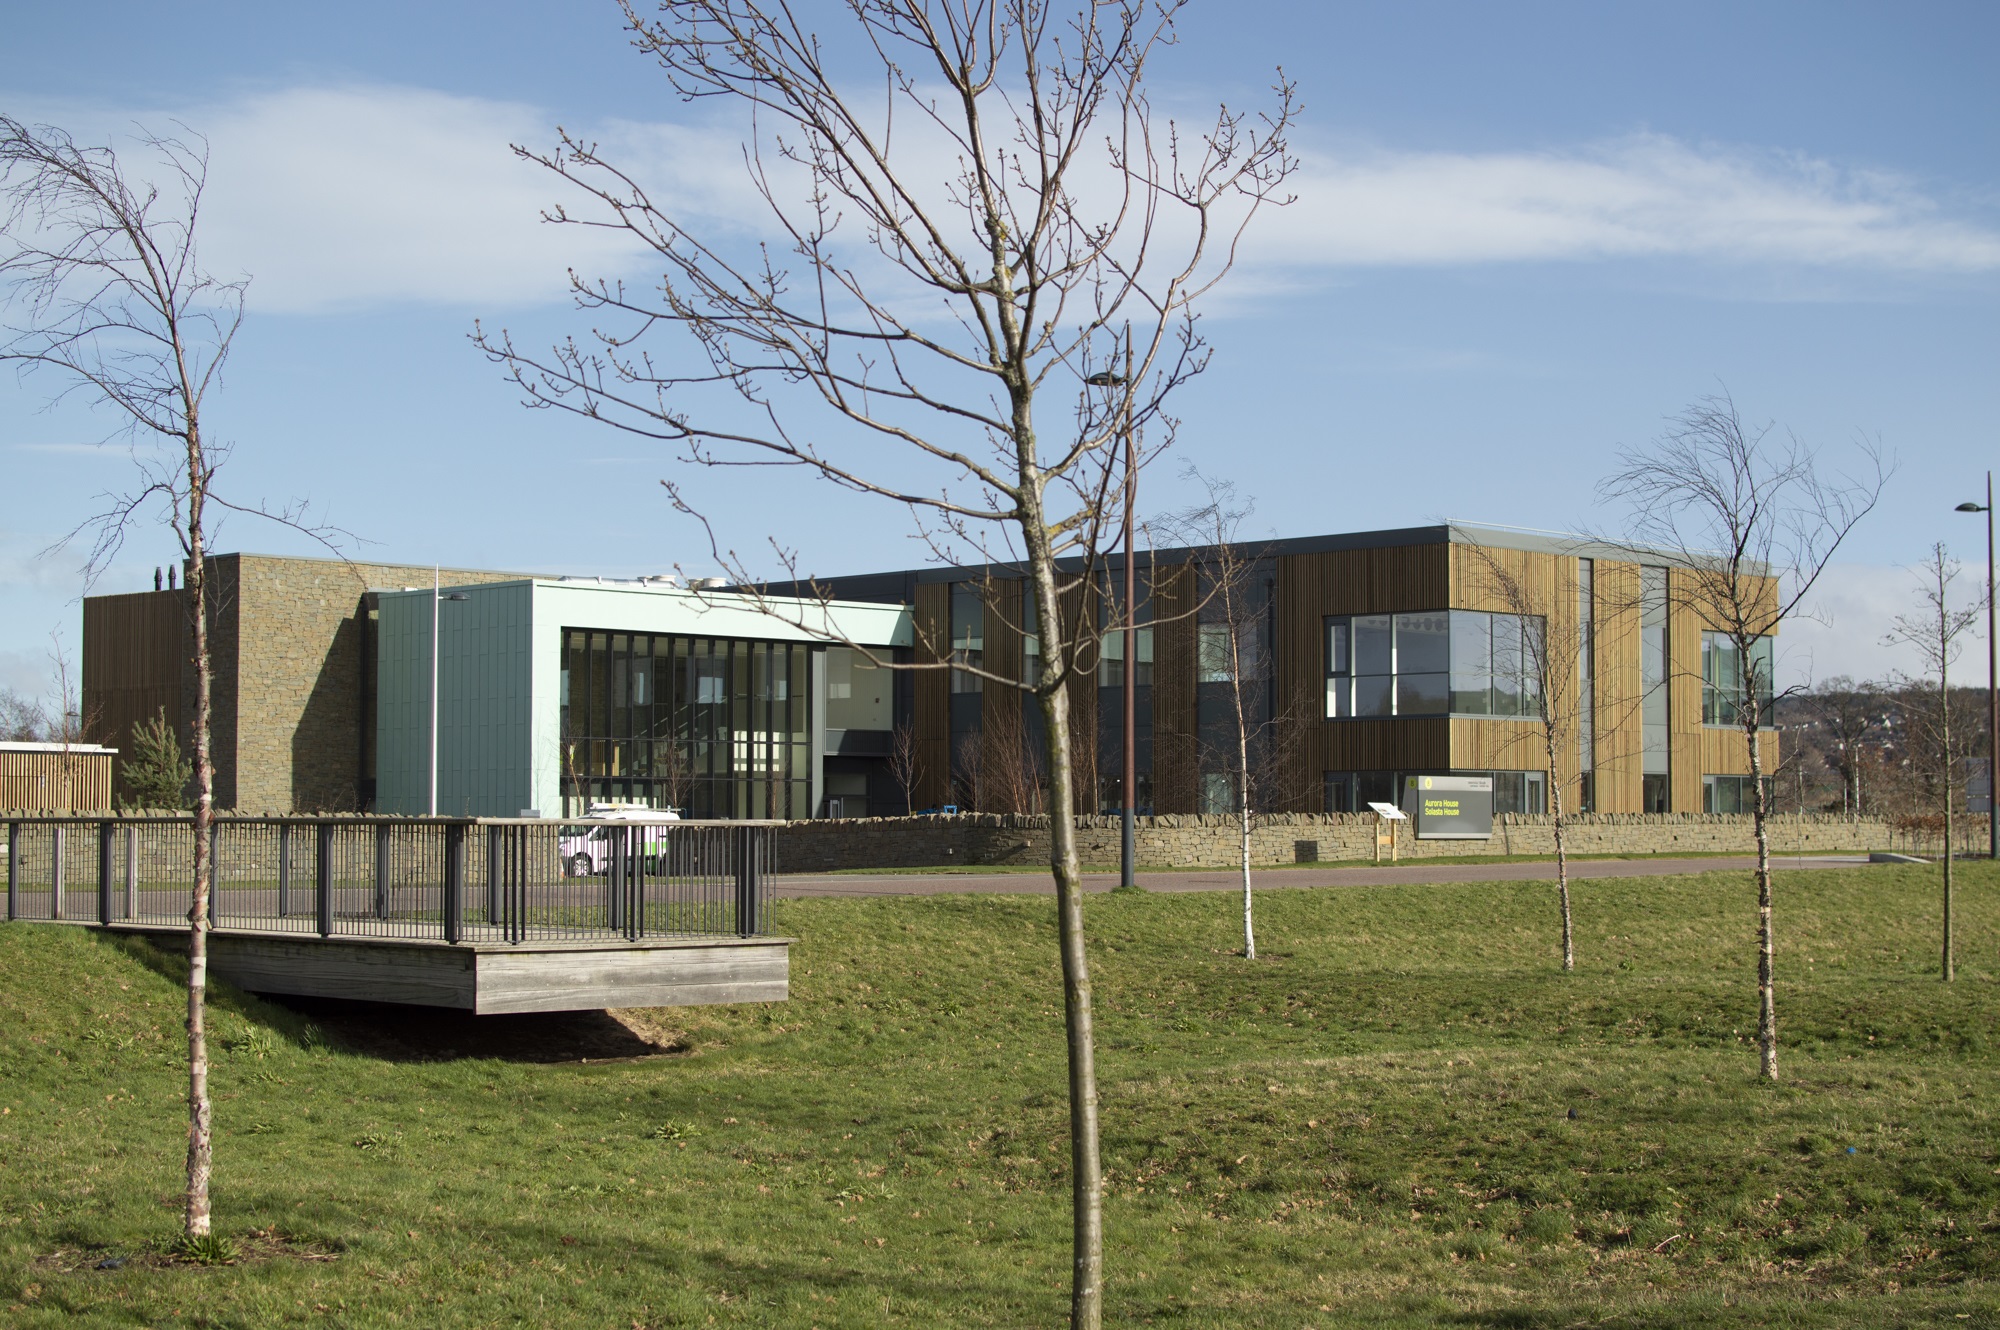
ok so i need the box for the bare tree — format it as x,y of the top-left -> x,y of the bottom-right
983,692 -> 1047,813
1599,392 -> 1886,1080
1159,472 -> 1272,958
888,718 -> 922,814
2,117 -> 338,1244
1883,545 -> 1980,982
1797,677 -> 1885,819
0,686 -> 51,742
1463,546 -> 1589,972
43,637 -> 101,812
475,4 -> 1294,1318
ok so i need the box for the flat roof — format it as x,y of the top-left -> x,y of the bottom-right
0,742 -> 117,755
773,521 -> 1717,588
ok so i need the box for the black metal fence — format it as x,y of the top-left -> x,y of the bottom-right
0,816 -> 775,945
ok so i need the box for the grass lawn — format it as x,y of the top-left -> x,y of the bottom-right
1,862 -> 1995,1327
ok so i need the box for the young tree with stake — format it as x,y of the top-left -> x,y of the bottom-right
1599,393 -> 1884,1080
1882,543 -> 1979,982
1161,471 -> 1271,959
475,4 -> 1294,1319
1463,545 -> 1591,972
2,117 -> 338,1244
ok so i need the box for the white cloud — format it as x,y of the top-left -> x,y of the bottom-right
17,86 -> 2000,316
190,85 -> 679,313
1778,561 -> 1960,689
1251,133 -> 2000,273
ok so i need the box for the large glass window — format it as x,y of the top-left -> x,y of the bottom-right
950,584 -> 984,694
1702,632 -> 1775,727
1198,624 -> 1234,683
825,646 -> 892,731
559,627 -> 813,819
1703,773 -> 1773,813
1330,609 -> 1542,720
1098,625 -> 1154,686
1642,566 -> 1668,779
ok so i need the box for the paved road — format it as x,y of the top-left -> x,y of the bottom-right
775,854 -> 1877,899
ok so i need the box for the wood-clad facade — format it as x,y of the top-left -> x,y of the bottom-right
795,523 -> 1778,818
1,744 -> 116,812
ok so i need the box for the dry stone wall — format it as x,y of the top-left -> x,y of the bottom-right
770,812 -> 1931,874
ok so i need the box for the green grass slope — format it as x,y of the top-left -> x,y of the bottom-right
1,863 -> 1996,1327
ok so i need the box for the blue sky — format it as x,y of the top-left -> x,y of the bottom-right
4,1 -> 1998,702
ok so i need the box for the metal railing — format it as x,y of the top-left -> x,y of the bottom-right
1,816 -> 775,945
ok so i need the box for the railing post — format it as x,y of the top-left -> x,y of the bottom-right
277,823 -> 292,918
124,826 -> 137,920
733,824 -> 763,937
6,821 -> 17,921
98,821 -> 114,925
605,828 -> 623,933
508,826 -> 523,945
443,822 -> 465,945
374,823 -> 391,919
51,825 -> 64,921
485,825 -> 501,930
316,823 -> 335,938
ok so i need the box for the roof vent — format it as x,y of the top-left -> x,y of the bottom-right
692,576 -> 730,590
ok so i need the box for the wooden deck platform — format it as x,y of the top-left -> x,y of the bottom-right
107,924 -> 791,1014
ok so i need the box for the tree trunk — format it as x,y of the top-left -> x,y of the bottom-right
1026,520 -> 1101,1328
183,432 -> 215,1237
1545,729 -> 1572,972
1231,613 -> 1255,961
1746,693 -> 1777,1082
1940,667 -> 1955,983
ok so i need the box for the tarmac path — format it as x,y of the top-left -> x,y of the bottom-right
774,853 -> 1877,899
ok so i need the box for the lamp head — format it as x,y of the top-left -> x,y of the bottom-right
1957,502 -> 1988,513
1084,372 -> 1126,387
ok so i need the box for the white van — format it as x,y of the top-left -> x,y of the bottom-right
558,803 -> 681,877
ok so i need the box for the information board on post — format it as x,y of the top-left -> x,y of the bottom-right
1401,775 -> 1495,840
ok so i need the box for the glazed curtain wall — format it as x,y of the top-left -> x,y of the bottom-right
559,628 -> 810,819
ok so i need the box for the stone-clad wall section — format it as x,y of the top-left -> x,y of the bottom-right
231,556 -> 542,813
771,812 -> 1934,874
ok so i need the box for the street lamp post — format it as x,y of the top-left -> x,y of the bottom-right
1955,475 -> 1997,858
1088,344 -> 1138,890
429,568 -> 471,817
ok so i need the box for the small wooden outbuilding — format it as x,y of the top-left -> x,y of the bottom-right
0,742 -> 117,812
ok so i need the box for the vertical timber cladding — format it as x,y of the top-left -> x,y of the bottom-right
911,581 -> 952,808
1667,566 -> 1708,813
1149,562 -> 1199,814
1060,575 -> 1101,814
1673,566 -> 1782,792
1445,543 -> 1584,800
978,577 -> 1029,810
1591,559 -> 1645,814
1273,544 -> 1451,811
82,589 -> 188,806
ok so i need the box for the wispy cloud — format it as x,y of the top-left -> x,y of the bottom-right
16,85 -> 1999,316
1257,134 -> 2000,272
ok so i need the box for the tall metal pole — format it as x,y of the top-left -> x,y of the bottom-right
1987,471 -> 1996,859
1120,396 -> 1136,880
1120,340 -> 1137,890
429,565 -> 440,817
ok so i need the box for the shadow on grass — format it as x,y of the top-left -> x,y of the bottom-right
262,994 -> 687,1065
100,927 -> 686,1066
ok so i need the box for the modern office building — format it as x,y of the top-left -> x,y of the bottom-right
82,554 -> 910,817
80,525 -> 1774,819
780,523 -> 1779,818
373,577 -> 906,818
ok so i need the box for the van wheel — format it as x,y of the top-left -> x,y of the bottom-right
567,854 -> 593,878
